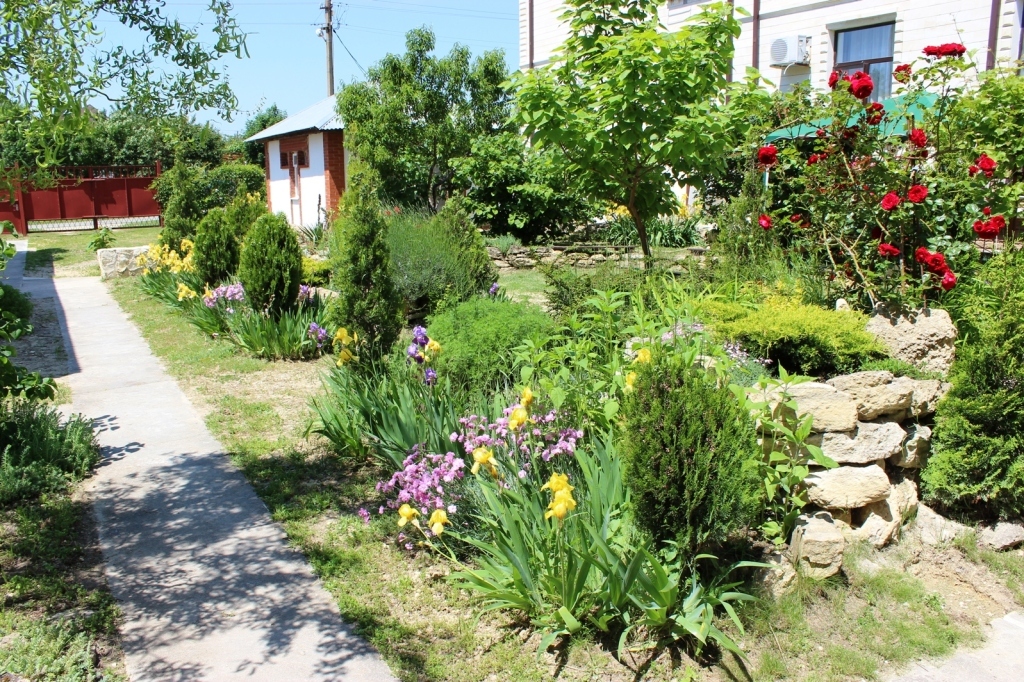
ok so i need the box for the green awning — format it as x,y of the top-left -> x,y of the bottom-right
765,92 -> 938,142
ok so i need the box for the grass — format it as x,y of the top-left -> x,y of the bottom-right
724,544 -> 982,682
498,269 -> 549,307
108,276 -> 990,682
24,226 -> 162,278
0,485 -> 125,681
955,531 -> 1024,605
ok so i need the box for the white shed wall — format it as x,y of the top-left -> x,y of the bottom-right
265,134 -> 328,228
267,139 -> 291,219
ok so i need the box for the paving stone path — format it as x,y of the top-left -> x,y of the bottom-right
4,245 -> 394,681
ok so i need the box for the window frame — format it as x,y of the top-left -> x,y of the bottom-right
833,22 -> 896,101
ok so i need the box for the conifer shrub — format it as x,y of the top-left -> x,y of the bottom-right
193,208 -> 239,285
224,186 -> 267,239
923,251 -> 1024,519
621,353 -> 762,556
158,215 -> 197,253
237,213 -> 302,315
327,165 -> 403,355
427,296 -> 554,390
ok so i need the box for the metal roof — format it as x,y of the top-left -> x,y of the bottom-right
244,96 -> 344,142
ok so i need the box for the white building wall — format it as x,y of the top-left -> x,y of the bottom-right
300,133 -> 327,228
266,139 -> 291,220
520,0 -> 1021,93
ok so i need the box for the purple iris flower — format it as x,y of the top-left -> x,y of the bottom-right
489,282 -> 500,296
412,325 -> 429,347
424,368 -> 437,385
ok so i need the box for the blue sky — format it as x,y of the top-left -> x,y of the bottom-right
96,0 -> 521,134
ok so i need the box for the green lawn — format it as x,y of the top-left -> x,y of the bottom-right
499,269 -> 549,307
24,226 -> 162,278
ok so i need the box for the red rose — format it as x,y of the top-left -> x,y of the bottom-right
977,153 -> 997,172
758,145 -> 778,166
894,64 -> 912,83
880,192 -> 902,211
991,214 -> 1006,230
941,270 -> 957,291
925,252 -> 949,275
816,128 -> 826,137
923,45 -> 941,57
828,70 -> 840,89
939,43 -> 967,58
878,243 -> 901,257
908,128 -> 928,148
907,184 -> 928,203
969,165 -> 980,177
915,246 -> 931,263
807,153 -> 821,165
974,220 -> 999,239
849,71 -> 874,99
982,206 -> 992,216
758,214 -> 772,230
790,214 -> 802,223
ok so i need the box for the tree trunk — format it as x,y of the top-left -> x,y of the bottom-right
626,202 -> 652,267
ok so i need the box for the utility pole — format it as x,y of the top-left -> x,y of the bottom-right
324,0 -> 335,96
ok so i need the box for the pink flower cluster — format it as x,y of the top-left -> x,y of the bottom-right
451,409 -> 583,464
376,445 -> 465,517
203,283 -> 245,309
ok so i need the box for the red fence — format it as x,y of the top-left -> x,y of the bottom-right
0,164 -> 162,235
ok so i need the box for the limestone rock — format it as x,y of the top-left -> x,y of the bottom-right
759,551 -> 797,599
865,307 -> 957,375
978,522 -> 1024,551
916,504 -> 969,545
771,382 -> 859,433
891,425 -> 931,468
894,378 -> 950,418
805,464 -> 891,509
97,246 -> 151,280
789,512 -> 845,579
811,421 -> 907,465
827,371 -> 913,420
852,479 -> 919,548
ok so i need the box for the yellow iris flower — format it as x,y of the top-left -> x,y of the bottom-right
520,386 -> 534,410
336,348 -> 355,366
471,447 -> 497,476
545,488 -> 577,521
633,348 -> 652,364
176,283 -> 197,301
397,504 -> 420,527
624,371 -> 637,392
428,509 -> 450,536
508,406 -> 529,431
426,339 -> 442,355
541,472 -> 573,495
335,327 -> 357,346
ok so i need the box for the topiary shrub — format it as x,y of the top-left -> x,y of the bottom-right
0,284 -> 32,322
327,164 -> 403,355
427,296 -> 554,391
713,299 -> 886,378
922,251 -> 1024,519
237,213 -> 302,315
621,353 -> 762,556
192,208 -> 239,285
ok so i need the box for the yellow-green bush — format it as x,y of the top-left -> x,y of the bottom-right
712,299 -> 886,378
301,257 -> 332,287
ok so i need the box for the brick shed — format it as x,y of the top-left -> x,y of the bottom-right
245,96 -> 348,228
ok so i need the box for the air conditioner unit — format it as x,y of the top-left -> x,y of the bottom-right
769,36 -> 811,68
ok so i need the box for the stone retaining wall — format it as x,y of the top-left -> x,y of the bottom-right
488,245 -> 708,271
97,246 -> 152,280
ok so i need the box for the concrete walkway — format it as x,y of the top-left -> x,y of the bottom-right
891,612 -> 1024,682
3,247 -> 394,681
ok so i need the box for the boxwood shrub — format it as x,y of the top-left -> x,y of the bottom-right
193,208 -> 239,285
238,213 -> 302,315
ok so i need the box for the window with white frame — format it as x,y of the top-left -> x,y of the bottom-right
835,23 -> 895,101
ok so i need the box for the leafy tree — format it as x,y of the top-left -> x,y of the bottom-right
238,104 -> 287,167
337,27 -> 509,209
452,131 -> 597,243
328,164 -> 403,355
512,0 -> 763,260
0,0 -> 245,188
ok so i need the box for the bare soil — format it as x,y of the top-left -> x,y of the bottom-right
10,295 -> 70,379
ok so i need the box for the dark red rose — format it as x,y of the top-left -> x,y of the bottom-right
758,145 -> 778,166
977,153 -> 997,172
974,220 -> 999,239
907,185 -> 928,203
807,153 -> 821,165
894,64 -> 912,83
790,214 -> 802,223
828,70 -> 840,89
915,246 -> 931,263
991,214 -> 1007,230
908,128 -> 928,148
983,206 -> 992,216
925,252 -> 949,275
816,128 -> 826,137
938,43 -> 967,57
969,164 -> 980,177
878,243 -> 901,257
866,102 -> 884,125
941,270 -> 957,291
758,214 -> 772,230
849,71 -> 874,99
923,45 -> 941,57
880,192 -> 902,211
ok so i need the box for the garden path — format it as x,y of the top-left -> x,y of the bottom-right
890,611 -> 1024,681
3,244 -> 395,682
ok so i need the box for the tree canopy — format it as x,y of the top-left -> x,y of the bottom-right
511,0 -> 765,259
336,27 -> 510,209
1,0 -> 246,184
238,104 -> 287,168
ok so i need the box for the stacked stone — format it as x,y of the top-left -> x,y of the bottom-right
97,246 -> 154,280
